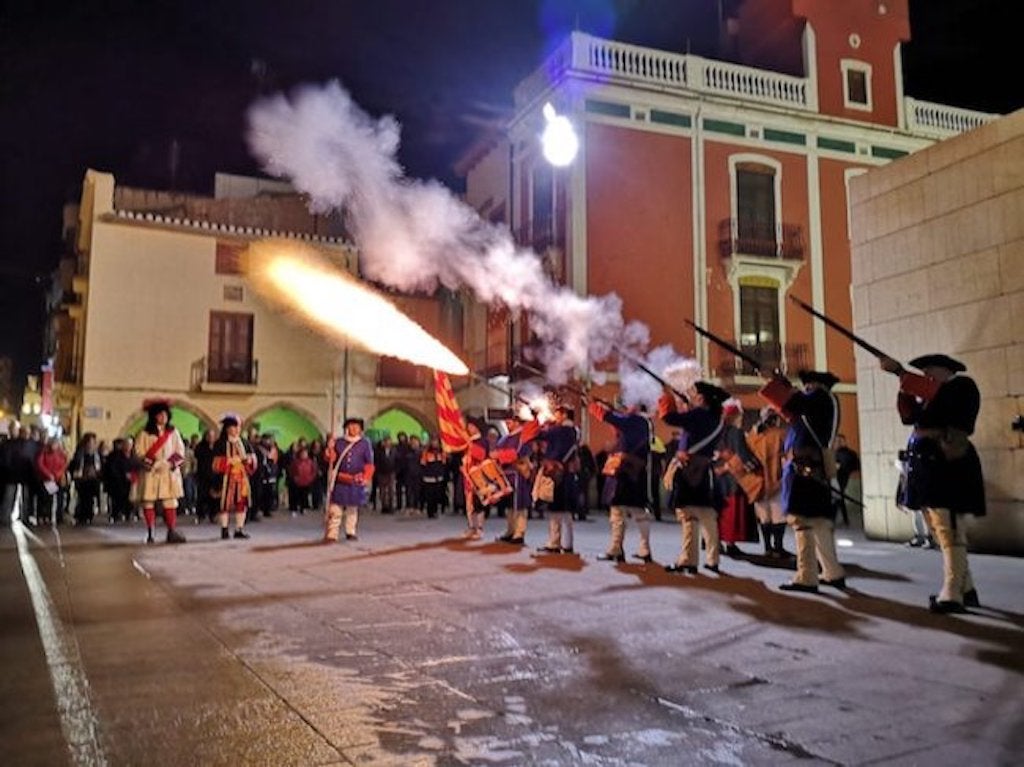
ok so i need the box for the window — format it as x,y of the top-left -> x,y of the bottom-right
841,59 -> 873,112
215,242 -> 246,275
739,284 -> 781,373
208,312 -> 254,384
378,358 -> 425,388
736,163 -> 778,258
531,163 -> 554,247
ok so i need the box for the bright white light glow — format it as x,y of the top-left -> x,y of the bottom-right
247,241 -> 468,376
541,102 -> 579,167
836,538 -> 854,548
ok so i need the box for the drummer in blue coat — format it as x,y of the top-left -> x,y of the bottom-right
760,370 -> 845,593
494,413 -> 540,546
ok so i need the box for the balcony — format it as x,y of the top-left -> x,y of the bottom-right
515,32 -> 811,112
710,340 -> 810,380
514,32 -> 998,140
903,97 -> 997,139
718,218 -> 804,261
190,356 -> 259,392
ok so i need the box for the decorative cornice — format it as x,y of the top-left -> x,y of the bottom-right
108,209 -> 350,247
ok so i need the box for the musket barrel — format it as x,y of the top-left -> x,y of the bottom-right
787,295 -> 889,360
685,319 -> 765,376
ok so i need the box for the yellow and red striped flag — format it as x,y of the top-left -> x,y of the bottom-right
433,370 -> 470,453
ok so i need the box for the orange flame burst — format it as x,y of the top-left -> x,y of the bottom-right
247,241 -> 468,376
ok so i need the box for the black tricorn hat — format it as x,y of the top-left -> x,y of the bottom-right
694,381 -> 730,406
908,354 -> 966,373
798,370 -> 840,388
220,414 -> 240,427
143,398 -> 172,417
343,417 -> 364,429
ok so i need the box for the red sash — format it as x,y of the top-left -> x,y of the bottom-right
144,427 -> 175,462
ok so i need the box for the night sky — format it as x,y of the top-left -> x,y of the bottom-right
0,0 -> 1019,398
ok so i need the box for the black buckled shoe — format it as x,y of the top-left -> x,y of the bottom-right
703,564 -> 720,574
665,564 -> 698,574
536,545 -> 561,553
561,547 -> 575,554
166,529 -> 187,544
928,595 -> 967,614
632,553 -> 653,564
508,537 -> 525,546
779,582 -> 819,593
221,528 -> 230,540
963,589 -> 980,607
233,529 -> 250,540
597,553 -> 626,563
821,577 -> 847,589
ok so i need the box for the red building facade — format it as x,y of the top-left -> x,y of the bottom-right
462,0 -> 994,447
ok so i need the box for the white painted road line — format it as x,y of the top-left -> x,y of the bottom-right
13,520 -> 108,766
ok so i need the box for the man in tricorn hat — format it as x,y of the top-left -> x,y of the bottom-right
211,414 -> 257,540
325,416 -> 374,542
658,380 -> 730,574
880,352 -> 985,613
591,398 -> 653,564
134,399 -> 188,544
493,411 -> 540,546
760,370 -> 845,592
534,404 -> 580,555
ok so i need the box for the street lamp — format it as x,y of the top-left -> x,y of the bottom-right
541,102 -> 578,167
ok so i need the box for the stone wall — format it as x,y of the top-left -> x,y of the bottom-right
849,109 -> 1024,554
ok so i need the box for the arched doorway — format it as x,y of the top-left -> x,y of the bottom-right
368,407 -> 430,444
122,402 -> 213,441
247,404 -> 323,449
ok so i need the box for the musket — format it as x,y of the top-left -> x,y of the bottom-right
463,370 -> 534,411
788,295 -> 889,359
684,321 -> 863,507
617,350 -> 691,403
514,361 -> 616,409
684,319 -> 769,376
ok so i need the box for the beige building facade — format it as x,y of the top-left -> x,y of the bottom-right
65,170 -> 452,445
850,110 -> 1024,553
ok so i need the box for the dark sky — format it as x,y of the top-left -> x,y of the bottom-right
0,0 -> 1019,396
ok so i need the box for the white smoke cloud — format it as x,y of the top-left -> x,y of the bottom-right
246,81 -> 697,387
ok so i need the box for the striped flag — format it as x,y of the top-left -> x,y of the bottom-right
433,370 -> 471,453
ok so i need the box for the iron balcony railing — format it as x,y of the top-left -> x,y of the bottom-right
191,356 -> 259,388
710,340 -> 810,378
718,218 -> 805,261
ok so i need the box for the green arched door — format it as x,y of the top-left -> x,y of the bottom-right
368,408 -> 429,444
246,405 -> 323,449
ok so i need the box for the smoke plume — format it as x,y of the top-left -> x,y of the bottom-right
246,81 -> 696,388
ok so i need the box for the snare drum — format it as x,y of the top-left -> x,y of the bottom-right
466,458 -> 513,506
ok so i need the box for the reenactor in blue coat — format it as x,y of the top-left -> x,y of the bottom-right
760,370 -> 846,593
880,353 -> 985,613
589,400 -> 652,564
659,381 -> 730,574
535,406 -> 580,554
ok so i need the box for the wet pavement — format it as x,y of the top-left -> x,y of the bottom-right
2,508 -> 1022,766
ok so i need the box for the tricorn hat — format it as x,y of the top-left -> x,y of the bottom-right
555,404 -> 575,421
343,417 -> 365,429
220,413 -> 241,427
143,398 -> 172,417
798,370 -> 840,388
694,381 -> 730,406
908,353 -> 966,373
